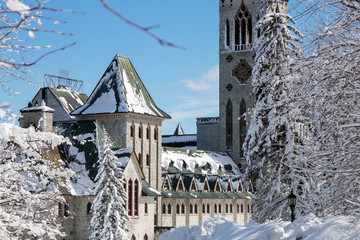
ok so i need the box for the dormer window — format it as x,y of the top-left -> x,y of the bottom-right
215,181 -> 221,192
190,179 -> 197,191
177,178 -> 184,191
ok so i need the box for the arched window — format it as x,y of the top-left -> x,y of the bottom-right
138,153 -> 142,166
130,125 -> 134,138
237,204 -> 240,213
128,179 -> 133,215
146,126 -> 150,139
190,204 -> 193,214
87,202 -> 92,214
230,204 -> 233,213
226,204 -> 229,213
134,180 -> 139,216
202,204 -> 205,213
226,100 -> 233,151
207,204 -> 210,213
131,234 -> 136,240
240,99 -> 247,158
247,204 -> 250,213
145,203 -> 148,214
138,126 -> 142,139
162,203 -> 166,214
241,204 -> 244,213
234,2 -> 252,51
214,204 -> 218,213
154,128 -> 158,140
218,204 -> 222,213
168,203 -> 172,214
194,204 -> 198,214
146,154 -> 150,166
181,204 -> 185,214
58,203 -> 63,216
176,204 -> 180,214
226,18 -> 230,47
64,203 -> 69,217
144,234 -> 148,240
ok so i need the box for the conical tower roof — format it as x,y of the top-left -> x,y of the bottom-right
173,123 -> 185,135
72,54 -> 170,119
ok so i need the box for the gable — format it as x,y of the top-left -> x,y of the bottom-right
71,54 -> 170,119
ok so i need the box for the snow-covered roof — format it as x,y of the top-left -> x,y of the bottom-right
162,135 -> 197,144
48,87 -> 88,115
20,105 -> 54,112
71,54 -> 170,119
162,147 -> 241,175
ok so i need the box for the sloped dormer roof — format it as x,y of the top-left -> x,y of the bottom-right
72,54 -> 170,119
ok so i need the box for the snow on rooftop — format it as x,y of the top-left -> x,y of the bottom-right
71,55 -> 169,118
162,135 -> 197,144
162,148 -> 241,175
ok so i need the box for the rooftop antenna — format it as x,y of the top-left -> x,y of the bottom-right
43,73 -> 84,93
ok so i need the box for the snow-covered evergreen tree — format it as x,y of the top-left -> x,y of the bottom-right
89,132 -> 129,240
243,0 -> 315,221
0,123 -> 69,239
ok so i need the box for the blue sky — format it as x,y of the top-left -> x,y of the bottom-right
2,0 -> 220,135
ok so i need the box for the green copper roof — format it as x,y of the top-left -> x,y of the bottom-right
72,54 -> 170,119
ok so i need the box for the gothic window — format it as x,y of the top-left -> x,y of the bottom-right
194,204 -> 198,214
240,99 -> 247,158
207,204 -> 210,213
190,204 -> 193,214
232,60 -> 252,84
64,203 -> 69,217
168,203 -> 172,214
130,125 -> 134,138
87,202 -> 92,214
144,234 -> 148,240
163,178 -> 170,191
241,204 -> 244,213
234,2 -> 252,51
247,204 -> 250,213
226,204 -> 229,213
218,204 -> 222,213
145,203 -> 148,214
237,204 -> 240,213
214,204 -> 218,213
162,203 -> 166,214
146,154 -> 150,166
202,204 -> 206,213
177,178 -> 184,191
58,203 -> 63,216
138,153 -> 142,166
131,234 -> 136,240
181,204 -> 185,214
134,180 -> 139,216
146,126 -> 150,139
138,126 -> 142,139
176,204 -> 180,214
154,128 -> 158,140
215,181 -> 221,192
230,204 -> 233,213
226,182 -> 231,192
257,15 -> 260,38
226,18 -> 230,47
203,180 -> 209,191
190,179 -> 197,191
128,179 -> 133,215
226,100 -> 233,151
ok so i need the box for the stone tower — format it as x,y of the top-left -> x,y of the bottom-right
218,0 -> 288,167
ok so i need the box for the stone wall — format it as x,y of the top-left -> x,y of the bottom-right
196,117 -> 220,151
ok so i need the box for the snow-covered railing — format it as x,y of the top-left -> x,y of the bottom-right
196,117 -> 219,124
234,43 -> 252,51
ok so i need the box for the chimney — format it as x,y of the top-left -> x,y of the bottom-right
20,99 -> 54,132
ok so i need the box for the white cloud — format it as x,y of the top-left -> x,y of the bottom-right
180,65 -> 219,91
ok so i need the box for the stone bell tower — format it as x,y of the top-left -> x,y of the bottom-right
218,0 -> 288,167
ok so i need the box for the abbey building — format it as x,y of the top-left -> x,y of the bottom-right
19,1 -> 288,239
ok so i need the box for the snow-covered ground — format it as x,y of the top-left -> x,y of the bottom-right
159,214 -> 360,240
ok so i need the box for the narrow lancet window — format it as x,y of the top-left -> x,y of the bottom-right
234,3 -> 252,51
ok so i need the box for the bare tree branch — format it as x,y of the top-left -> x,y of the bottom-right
99,0 -> 186,50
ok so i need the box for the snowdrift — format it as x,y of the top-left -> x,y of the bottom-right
159,214 -> 359,240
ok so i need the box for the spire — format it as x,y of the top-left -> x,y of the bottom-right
174,123 -> 185,136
